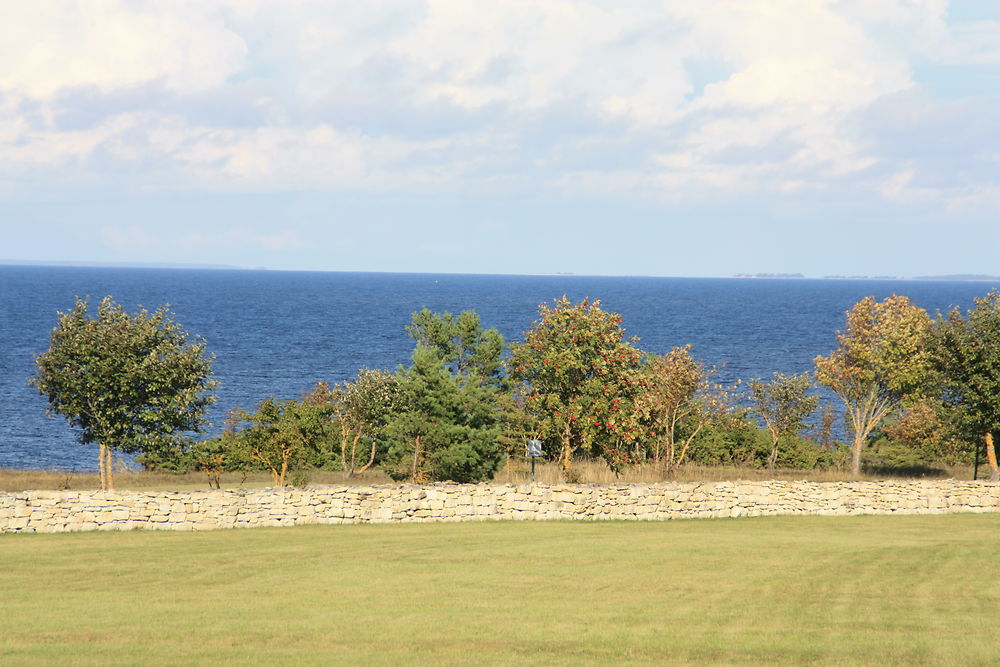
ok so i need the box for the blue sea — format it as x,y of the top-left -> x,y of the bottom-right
2,265 -> 998,471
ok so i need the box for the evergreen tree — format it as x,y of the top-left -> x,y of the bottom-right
383,309 -> 505,483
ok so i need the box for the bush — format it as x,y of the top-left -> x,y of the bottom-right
687,426 -> 769,467
688,426 -> 837,470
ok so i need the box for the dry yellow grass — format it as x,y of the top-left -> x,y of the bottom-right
0,467 -> 392,492
1,458 -> 972,492
495,458 -> 972,484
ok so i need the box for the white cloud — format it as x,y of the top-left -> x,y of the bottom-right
0,2 -> 247,97
0,0 -> 997,212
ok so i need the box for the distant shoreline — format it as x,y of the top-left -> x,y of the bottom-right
3,262 -> 1000,283
734,273 -> 1000,282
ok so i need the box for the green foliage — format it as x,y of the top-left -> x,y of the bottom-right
876,397 -> 967,466
494,388 -> 545,460
687,424 -> 835,470
133,437 -> 197,473
406,307 -> 506,384
687,424 -> 769,467
774,434 -> 837,470
931,290 -> 1000,478
187,436 -> 230,488
814,294 -> 933,475
383,309 -> 505,483
748,372 -> 819,474
383,345 -> 502,483
508,297 -> 646,476
223,384 -> 338,487
31,296 -> 217,489
330,370 -> 404,478
637,346 -> 741,474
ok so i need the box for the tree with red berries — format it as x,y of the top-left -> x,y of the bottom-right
508,297 -> 646,477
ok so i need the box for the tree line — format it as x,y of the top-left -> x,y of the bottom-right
31,292 -> 1000,489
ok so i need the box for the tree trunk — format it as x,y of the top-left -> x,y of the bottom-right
98,444 -> 107,490
356,436 -> 378,476
986,432 -> 999,482
851,430 -> 864,477
661,437 -> 676,479
106,447 -> 115,491
340,432 -> 350,480
346,433 -> 363,478
559,423 -> 574,479
768,433 -> 779,476
278,452 -> 289,487
411,436 -> 422,482
560,441 -> 572,477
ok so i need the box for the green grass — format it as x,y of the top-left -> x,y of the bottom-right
3,515 -> 999,665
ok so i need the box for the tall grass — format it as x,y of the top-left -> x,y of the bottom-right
0,467 -> 393,493
494,458 -> 971,484
1,458 -> 973,492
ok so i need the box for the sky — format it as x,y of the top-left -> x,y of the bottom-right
1,0 -> 998,277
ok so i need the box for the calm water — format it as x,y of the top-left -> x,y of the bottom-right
1,265 -> 997,471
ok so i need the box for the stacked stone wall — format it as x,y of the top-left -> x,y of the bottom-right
2,480 -> 999,533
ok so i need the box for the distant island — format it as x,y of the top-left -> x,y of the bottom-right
735,273 -> 1000,282
733,273 -> 804,279
911,274 -> 1000,282
0,259 -> 244,270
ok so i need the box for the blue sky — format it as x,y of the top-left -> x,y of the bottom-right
1,1 -> 998,277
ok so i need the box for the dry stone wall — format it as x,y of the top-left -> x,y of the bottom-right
2,480 -> 999,533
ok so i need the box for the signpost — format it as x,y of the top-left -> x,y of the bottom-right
526,439 -> 543,482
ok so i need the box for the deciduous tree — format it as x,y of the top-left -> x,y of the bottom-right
814,295 -> 932,475
226,385 -> 337,487
330,370 -> 404,478
508,297 -> 646,477
932,290 -> 1000,480
748,372 -> 819,475
31,296 -> 217,490
639,346 -> 741,475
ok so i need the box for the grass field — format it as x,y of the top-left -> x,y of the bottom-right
3,514 -> 998,665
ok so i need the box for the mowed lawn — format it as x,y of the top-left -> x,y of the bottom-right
2,515 -> 998,665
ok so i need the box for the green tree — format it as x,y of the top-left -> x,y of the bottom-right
748,372 -> 819,475
932,291 -> 1000,480
636,346 -> 726,475
330,370 -> 404,478
383,345 -> 502,483
814,295 -> 933,476
226,383 -> 338,487
188,436 -> 232,489
406,307 -> 506,385
31,296 -> 217,490
508,297 -> 646,477
382,309 -> 505,483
